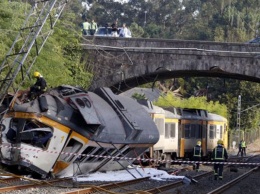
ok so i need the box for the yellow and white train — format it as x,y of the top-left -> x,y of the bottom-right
141,103 -> 228,164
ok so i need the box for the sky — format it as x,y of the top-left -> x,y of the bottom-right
73,167 -> 186,182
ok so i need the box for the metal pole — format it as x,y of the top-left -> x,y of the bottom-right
237,95 -> 241,141
144,11 -> 147,27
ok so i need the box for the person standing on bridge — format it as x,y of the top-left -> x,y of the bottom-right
82,18 -> 90,35
111,19 -> 118,37
89,19 -> 98,35
211,139 -> 228,180
119,23 -> 132,38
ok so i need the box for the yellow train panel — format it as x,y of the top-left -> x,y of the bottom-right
180,138 -> 185,157
6,112 -> 71,134
52,161 -> 70,174
207,121 -> 226,125
165,118 -> 179,123
70,131 -> 89,144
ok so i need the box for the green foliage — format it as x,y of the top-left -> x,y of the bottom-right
131,93 -> 147,100
154,92 -> 228,118
0,0 -> 92,90
0,0 -> 30,62
130,22 -> 144,38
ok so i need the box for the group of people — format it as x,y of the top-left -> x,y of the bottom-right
82,18 -> 98,35
110,20 -> 132,37
237,139 -> 247,156
82,18 -> 131,37
192,139 -> 228,181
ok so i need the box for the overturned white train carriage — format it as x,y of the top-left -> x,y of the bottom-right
0,86 -> 159,178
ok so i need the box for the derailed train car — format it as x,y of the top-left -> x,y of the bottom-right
0,86 -> 159,178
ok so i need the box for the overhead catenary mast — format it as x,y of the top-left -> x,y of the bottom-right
237,95 -> 241,140
0,0 -> 69,108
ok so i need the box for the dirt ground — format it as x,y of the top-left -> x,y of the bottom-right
228,138 -> 260,156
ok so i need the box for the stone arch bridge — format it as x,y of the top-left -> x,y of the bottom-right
82,37 -> 260,93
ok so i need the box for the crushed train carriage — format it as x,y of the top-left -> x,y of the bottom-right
0,85 -> 159,178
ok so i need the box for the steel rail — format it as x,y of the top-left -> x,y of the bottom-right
0,177 -> 71,193
207,166 -> 259,194
62,177 -> 150,194
140,171 -> 213,194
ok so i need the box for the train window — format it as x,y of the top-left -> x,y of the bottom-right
85,147 -> 99,161
220,126 -> 223,139
6,118 -> 19,142
195,125 -> 202,138
75,98 -> 85,108
80,146 -> 96,162
61,139 -> 83,162
90,148 -> 105,162
202,125 -> 207,138
106,148 -> 116,155
184,124 -> 190,138
118,148 -> 130,159
170,123 -> 176,138
209,125 -> 216,139
97,148 -> 112,161
12,119 -> 54,149
190,124 -> 196,138
82,97 -> 91,108
155,118 -> 164,135
165,123 -> 170,139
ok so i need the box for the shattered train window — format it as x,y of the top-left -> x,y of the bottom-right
20,120 -> 53,149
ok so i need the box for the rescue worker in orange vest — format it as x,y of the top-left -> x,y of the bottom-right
192,140 -> 203,172
211,139 -> 228,180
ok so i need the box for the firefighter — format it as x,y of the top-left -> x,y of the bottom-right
27,71 -> 47,100
192,140 -> 203,172
211,139 -> 228,180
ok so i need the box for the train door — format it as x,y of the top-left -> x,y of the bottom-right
179,120 -> 187,158
215,123 -> 224,144
207,123 -> 216,152
153,113 -> 165,161
202,121 -> 207,157
53,131 -> 88,175
178,120 -> 182,158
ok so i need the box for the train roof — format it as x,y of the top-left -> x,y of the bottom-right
164,109 -> 181,119
153,105 -> 165,114
207,112 -> 227,122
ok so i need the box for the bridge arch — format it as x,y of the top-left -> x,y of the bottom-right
82,37 -> 260,92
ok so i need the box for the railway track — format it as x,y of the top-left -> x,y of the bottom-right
0,175 -> 72,193
63,177 -> 151,194
207,166 -> 259,194
1,155 -> 260,194
61,170 -> 214,194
